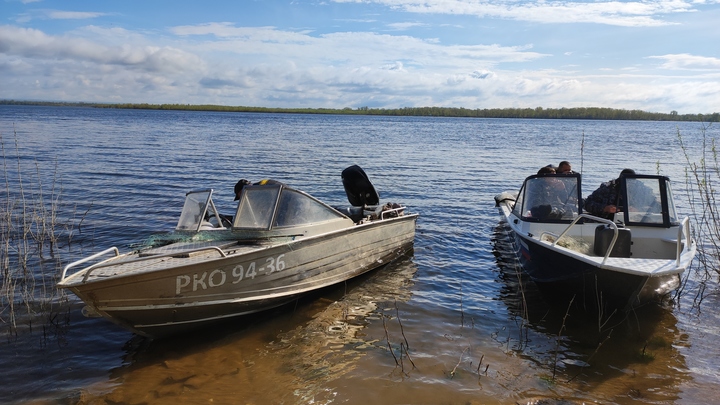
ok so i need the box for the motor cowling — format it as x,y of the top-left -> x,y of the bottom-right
341,165 -> 380,207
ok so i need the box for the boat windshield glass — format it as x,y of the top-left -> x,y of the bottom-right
176,190 -> 212,231
624,177 -> 677,225
511,186 -> 525,218
233,186 -> 281,229
233,185 -> 345,230
518,175 -> 580,221
273,188 -> 345,227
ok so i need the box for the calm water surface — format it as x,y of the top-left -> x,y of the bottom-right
1,106 -> 718,404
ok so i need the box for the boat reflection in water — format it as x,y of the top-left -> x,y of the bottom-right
492,220 -> 692,404
80,257 -> 418,404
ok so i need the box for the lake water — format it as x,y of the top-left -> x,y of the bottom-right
1,105 -> 718,405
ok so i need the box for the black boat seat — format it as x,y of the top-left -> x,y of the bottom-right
594,225 -> 632,257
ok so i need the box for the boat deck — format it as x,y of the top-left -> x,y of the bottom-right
69,241 -> 267,283
544,239 -> 687,276
589,256 -> 681,275
140,240 -> 244,257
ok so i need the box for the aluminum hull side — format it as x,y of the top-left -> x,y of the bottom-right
62,214 -> 417,337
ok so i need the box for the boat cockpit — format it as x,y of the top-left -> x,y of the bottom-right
511,173 -> 679,228
175,184 -> 354,239
174,165 -> 407,242
233,183 -> 354,238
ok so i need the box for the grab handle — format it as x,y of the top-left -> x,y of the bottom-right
60,247 -> 120,281
80,246 -> 228,283
550,214 -> 619,265
380,206 -> 406,220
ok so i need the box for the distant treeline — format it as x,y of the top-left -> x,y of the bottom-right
2,100 -> 718,122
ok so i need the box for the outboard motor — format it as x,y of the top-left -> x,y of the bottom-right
342,165 -> 380,207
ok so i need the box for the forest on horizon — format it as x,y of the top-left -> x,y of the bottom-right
2,100 -> 718,122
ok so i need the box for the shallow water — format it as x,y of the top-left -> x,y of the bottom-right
1,106 -> 718,404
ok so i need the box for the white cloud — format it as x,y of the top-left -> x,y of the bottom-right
11,9 -> 108,23
387,22 -> 429,30
171,22 -> 316,43
170,24 -> 547,70
0,25 -> 204,73
650,53 -> 720,70
381,61 -> 406,70
1,20 -> 718,112
45,10 -> 107,20
471,69 -> 495,79
332,0 -> 695,27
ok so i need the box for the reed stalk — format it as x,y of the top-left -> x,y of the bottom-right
449,346 -> 469,379
1,130 -> 79,338
551,296 -> 574,382
677,124 -> 720,309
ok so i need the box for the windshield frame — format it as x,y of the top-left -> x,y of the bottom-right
513,173 -> 582,223
618,174 -> 676,227
175,189 -> 222,231
232,184 -> 348,230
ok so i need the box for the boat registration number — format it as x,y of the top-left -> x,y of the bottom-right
176,254 -> 287,294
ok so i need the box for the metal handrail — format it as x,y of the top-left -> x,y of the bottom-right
61,246 -> 229,284
79,246 -> 229,283
380,206 -> 406,220
61,247 -> 121,281
540,214 -> 693,267
545,213 -> 619,265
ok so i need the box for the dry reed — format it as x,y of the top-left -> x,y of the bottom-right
677,124 -> 720,310
1,130 -> 80,339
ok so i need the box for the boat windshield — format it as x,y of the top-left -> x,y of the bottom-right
621,175 -> 678,226
233,184 -> 346,230
513,174 -> 581,222
176,189 -> 221,231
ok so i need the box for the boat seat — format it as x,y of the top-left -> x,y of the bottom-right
594,225 -> 632,257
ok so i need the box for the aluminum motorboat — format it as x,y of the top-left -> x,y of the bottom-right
58,166 -> 418,338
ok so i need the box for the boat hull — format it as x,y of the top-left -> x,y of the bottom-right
496,199 -> 692,313
513,232 -> 672,312
61,214 -> 417,337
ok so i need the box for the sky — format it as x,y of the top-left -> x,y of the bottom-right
1,0 -> 719,113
